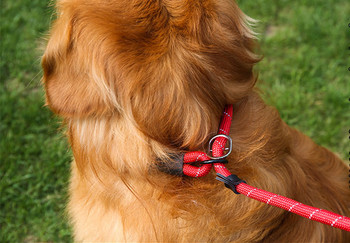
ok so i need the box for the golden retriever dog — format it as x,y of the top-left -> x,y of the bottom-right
42,0 -> 350,241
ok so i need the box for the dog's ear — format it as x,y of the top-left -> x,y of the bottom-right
42,6 -> 114,117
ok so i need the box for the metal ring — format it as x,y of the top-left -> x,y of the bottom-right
207,134 -> 232,160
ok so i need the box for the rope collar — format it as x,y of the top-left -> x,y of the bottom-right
158,104 -> 350,231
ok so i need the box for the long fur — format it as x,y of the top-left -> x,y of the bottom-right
42,0 -> 350,241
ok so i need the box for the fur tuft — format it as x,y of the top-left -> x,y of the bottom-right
42,0 -> 350,242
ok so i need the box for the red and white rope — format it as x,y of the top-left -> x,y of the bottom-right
182,104 -> 350,231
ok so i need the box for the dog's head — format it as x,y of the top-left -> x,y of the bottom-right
42,0 -> 260,150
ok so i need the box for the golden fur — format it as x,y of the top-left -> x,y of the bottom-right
42,0 -> 350,241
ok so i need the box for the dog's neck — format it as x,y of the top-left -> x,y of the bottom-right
66,91 -> 274,187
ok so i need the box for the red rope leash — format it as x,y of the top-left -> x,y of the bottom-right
182,105 -> 350,231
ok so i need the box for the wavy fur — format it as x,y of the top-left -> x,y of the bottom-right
42,0 -> 349,241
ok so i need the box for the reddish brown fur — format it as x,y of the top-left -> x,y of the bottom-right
42,0 -> 350,241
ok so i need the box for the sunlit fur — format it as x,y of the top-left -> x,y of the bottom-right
42,0 -> 350,241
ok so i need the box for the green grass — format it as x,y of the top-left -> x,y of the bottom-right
1,0 -> 72,242
238,0 -> 350,157
1,0 -> 349,242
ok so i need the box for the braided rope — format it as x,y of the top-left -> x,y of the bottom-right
182,105 -> 350,231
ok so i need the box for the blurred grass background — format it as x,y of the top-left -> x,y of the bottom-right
1,0 -> 349,242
